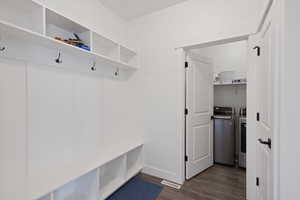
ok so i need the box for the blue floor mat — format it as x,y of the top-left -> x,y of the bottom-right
106,177 -> 163,200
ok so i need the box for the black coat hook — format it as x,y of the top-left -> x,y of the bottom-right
55,51 -> 62,64
0,35 -> 5,51
91,61 -> 96,71
114,68 -> 119,76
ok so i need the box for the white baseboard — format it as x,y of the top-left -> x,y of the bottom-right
142,165 -> 184,184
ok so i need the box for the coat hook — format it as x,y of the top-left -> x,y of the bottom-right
91,61 -> 96,71
114,68 -> 119,76
55,51 -> 62,64
0,35 -> 5,52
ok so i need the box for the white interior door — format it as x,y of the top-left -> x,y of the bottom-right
185,53 -> 213,180
251,3 -> 278,200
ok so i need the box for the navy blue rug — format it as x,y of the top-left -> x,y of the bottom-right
107,177 -> 163,200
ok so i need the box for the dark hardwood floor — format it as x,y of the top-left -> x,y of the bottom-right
138,164 -> 246,200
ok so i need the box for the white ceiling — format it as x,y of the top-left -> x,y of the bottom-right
98,0 -> 189,20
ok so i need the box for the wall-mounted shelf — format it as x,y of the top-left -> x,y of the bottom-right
92,32 -> 119,60
46,9 -> 91,51
0,0 -> 44,34
0,1 -> 139,75
120,46 -> 138,68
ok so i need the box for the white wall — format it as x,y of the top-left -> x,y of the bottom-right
191,41 -> 248,79
281,0 -> 300,199
126,0 -> 264,184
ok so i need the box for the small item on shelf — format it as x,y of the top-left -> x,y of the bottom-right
53,33 -> 90,51
232,78 -> 247,84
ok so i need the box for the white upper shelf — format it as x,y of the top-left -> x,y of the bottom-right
0,2 -> 138,71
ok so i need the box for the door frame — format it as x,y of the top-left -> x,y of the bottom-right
176,2 -> 277,199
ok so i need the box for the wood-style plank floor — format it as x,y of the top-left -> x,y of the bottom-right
138,165 -> 246,200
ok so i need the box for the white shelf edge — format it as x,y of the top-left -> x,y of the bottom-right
214,82 -> 247,86
0,20 -> 138,71
120,45 -> 137,55
92,31 -> 119,46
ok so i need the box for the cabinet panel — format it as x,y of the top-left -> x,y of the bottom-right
27,66 -> 106,199
0,58 -> 27,200
27,65 -> 77,199
72,74 -> 104,169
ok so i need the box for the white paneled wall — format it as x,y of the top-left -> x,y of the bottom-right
0,57 -> 143,200
0,58 -> 27,200
27,65 -> 104,198
0,0 -> 143,200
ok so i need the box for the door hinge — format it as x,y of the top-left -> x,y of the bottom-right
256,177 -> 260,186
185,108 -> 188,115
185,61 -> 189,68
253,46 -> 261,56
185,155 -> 188,162
257,112 -> 260,121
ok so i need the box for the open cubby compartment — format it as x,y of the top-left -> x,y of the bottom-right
99,155 -> 126,200
53,169 -> 98,200
126,145 -> 143,181
92,32 -> 119,60
45,9 -> 91,51
36,193 -> 52,200
0,0 -> 44,34
120,46 -> 138,67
